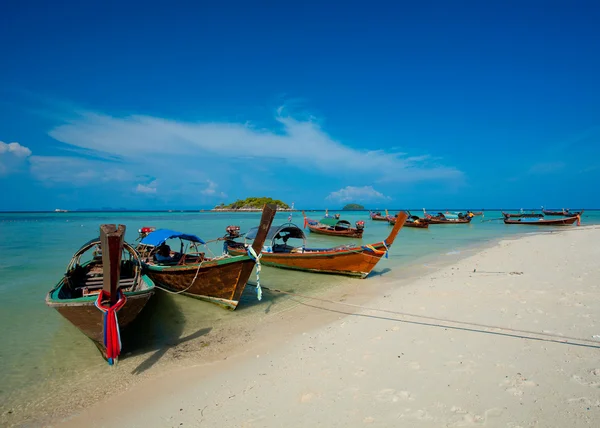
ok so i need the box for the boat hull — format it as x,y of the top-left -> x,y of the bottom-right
389,218 -> 428,228
144,256 -> 256,309
307,224 -> 364,238
542,210 -> 584,217
227,245 -> 387,278
426,218 -> 472,224
46,285 -> 154,358
504,216 -> 578,226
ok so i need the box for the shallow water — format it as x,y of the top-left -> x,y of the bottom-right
0,209 -> 598,421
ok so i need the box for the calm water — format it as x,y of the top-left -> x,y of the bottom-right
0,209 -> 598,420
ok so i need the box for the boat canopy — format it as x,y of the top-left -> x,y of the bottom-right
246,223 -> 306,242
139,229 -> 205,247
319,218 -> 351,227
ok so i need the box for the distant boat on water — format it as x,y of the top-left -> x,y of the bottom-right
54,209 -> 68,213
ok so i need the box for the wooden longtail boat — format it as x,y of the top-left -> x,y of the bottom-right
389,212 -> 429,228
472,211 -> 484,216
370,210 -> 390,221
504,215 -> 580,226
303,211 -> 364,238
502,212 -> 544,219
424,212 -> 473,224
541,208 -> 584,217
137,204 -> 276,310
225,212 -> 408,278
46,225 -> 155,362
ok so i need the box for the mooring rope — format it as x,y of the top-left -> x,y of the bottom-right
247,284 -> 600,347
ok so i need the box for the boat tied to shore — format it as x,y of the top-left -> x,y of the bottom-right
46,224 -> 155,364
225,212 -> 408,278
136,204 -> 276,309
303,211 -> 364,238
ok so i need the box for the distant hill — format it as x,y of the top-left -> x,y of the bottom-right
342,203 -> 365,210
214,197 -> 290,211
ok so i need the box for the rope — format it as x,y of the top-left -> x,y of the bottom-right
246,246 -> 263,300
362,243 -> 388,257
94,290 -> 127,365
248,285 -> 600,347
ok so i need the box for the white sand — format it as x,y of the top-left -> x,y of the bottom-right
58,227 -> 600,427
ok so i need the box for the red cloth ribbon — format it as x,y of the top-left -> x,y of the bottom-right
95,290 -> 127,365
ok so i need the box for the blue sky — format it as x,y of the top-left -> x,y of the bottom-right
1,0 -> 599,210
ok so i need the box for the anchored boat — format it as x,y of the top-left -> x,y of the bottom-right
303,211 -> 364,238
46,224 -> 155,363
370,210 -> 390,221
389,212 -> 429,228
225,212 -> 408,278
424,211 -> 473,224
503,216 -> 580,226
136,204 -> 276,309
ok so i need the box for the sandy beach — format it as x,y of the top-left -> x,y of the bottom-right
48,226 -> 600,427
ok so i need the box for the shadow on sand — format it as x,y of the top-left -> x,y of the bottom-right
121,292 -> 213,375
366,267 -> 391,278
234,281 -> 291,314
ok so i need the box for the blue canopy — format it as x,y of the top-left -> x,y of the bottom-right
139,229 -> 205,246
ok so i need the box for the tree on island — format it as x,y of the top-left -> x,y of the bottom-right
342,203 -> 365,210
214,197 -> 290,210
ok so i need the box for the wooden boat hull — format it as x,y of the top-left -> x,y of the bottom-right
503,216 -> 578,226
227,244 -> 388,278
139,204 -> 276,310
502,212 -> 543,218
403,221 -> 429,228
542,210 -> 584,217
227,212 -> 408,278
46,280 -> 154,358
426,218 -> 472,224
389,218 -> 428,228
370,215 -> 389,221
306,224 -> 364,238
144,256 -> 256,310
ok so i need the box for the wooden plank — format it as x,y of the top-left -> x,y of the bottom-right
100,224 -> 126,305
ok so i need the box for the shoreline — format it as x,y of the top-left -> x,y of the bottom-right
57,225 -> 600,427
2,226 -> 598,427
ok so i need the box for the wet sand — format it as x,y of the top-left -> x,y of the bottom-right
52,226 -> 600,427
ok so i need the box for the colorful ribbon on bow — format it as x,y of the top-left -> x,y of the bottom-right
362,241 -> 389,258
95,290 -> 127,365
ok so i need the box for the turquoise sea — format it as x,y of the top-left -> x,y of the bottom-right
0,209 -> 598,424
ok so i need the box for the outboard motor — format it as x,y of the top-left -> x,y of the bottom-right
355,220 -> 365,230
225,225 -> 241,239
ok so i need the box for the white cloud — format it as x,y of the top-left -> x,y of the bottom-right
0,141 -> 32,157
47,109 -> 462,182
0,141 -> 33,175
327,186 -> 391,203
136,180 -> 158,194
29,156 -> 132,184
200,179 -> 217,195
528,162 -> 565,174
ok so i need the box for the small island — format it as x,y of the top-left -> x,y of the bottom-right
213,197 -> 292,211
342,203 -> 365,211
